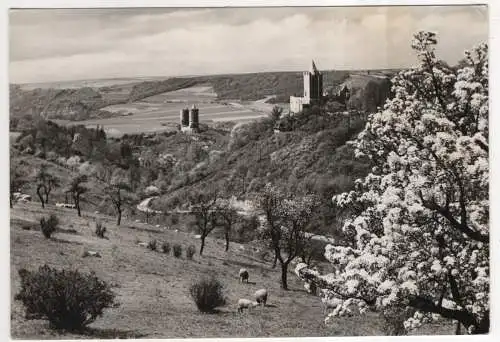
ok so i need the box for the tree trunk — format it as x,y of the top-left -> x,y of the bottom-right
10,194 -> 13,209
200,235 -> 206,256
44,189 -> 50,204
272,252 -> 278,269
117,208 -> 122,226
280,262 -> 289,290
75,195 -> 81,217
475,313 -> 489,334
37,186 -> 45,208
225,230 -> 230,252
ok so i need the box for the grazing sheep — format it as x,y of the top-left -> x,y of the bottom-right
321,297 -> 343,314
82,250 -> 102,258
254,289 -> 268,306
237,298 -> 259,313
239,268 -> 249,283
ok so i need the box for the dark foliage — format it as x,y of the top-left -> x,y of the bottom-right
161,241 -> 171,254
95,221 -> 106,238
173,244 -> 183,258
147,239 -> 157,251
382,306 -> 415,336
186,245 -> 196,260
15,265 -> 116,331
40,214 -> 59,239
189,276 -> 227,313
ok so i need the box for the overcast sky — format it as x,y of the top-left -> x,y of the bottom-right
9,6 -> 488,84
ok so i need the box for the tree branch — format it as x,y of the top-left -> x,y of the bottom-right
408,295 -> 478,330
418,191 -> 488,243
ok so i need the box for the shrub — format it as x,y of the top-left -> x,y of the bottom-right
170,214 -> 179,225
186,245 -> 196,260
95,221 -> 106,238
40,214 -> 59,239
147,239 -> 157,251
382,306 -> 413,336
15,265 -> 116,331
161,241 -> 171,254
173,244 -> 182,258
189,276 -> 227,313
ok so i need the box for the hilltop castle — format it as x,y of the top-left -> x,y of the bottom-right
179,104 -> 200,133
289,60 -> 324,114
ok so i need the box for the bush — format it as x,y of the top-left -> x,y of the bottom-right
161,241 -> 171,254
147,239 -> 157,251
170,214 -> 179,225
186,245 -> 196,260
382,306 -> 414,336
40,214 -> 59,239
15,265 -> 116,331
173,244 -> 182,258
189,276 -> 227,313
95,221 -> 106,238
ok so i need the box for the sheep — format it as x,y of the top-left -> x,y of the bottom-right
237,298 -> 259,313
82,250 -> 102,258
321,297 -> 343,314
239,268 -> 249,283
254,288 -> 268,307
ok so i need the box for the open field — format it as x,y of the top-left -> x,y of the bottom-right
10,202 -> 454,339
59,85 -> 277,135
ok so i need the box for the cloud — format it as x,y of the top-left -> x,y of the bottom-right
9,6 -> 488,83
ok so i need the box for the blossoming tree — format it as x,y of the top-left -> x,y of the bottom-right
295,32 -> 489,334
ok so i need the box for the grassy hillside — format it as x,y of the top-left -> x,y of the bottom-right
10,93 -> 458,338
10,202 -> 453,338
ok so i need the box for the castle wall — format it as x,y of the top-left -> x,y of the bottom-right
303,71 -> 311,101
290,96 -> 304,114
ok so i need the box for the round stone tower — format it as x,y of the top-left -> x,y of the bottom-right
189,104 -> 199,129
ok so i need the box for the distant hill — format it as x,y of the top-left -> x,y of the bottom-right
9,69 -> 398,121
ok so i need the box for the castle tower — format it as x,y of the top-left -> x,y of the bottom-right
303,60 -> 323,105
180,107 -> 189,127
189,104 -> 199,129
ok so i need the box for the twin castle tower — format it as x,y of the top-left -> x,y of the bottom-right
179,105 -> 200,133
177,60 -> 323,132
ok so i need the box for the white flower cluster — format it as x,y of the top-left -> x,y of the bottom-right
295,32 -> 489,334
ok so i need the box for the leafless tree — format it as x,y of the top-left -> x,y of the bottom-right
190,188 -> 219,256
66,175 -> 88,217
35,164 -> 59,208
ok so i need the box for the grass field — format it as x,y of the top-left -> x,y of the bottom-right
10,201 -> 454,339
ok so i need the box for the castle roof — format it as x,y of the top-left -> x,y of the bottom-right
310,60 -> 320,74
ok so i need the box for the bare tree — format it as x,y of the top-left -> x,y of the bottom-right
35,164 -> 59,208
215,200 -> 239,252
190,189 -> 219,256
104,168 -> 133,226
104,182 -> 132,226
270,105 -> 283,122
66,175 -> 88,217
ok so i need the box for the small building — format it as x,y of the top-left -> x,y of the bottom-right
289,60 -> 324,114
